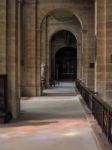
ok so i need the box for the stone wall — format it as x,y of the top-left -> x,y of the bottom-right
105,0 -> 112,101
95,0 -> 112,101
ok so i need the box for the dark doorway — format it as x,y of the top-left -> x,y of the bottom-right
55,47 -> 77,81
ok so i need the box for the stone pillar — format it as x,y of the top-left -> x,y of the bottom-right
46,19 -> 51,87
40,18 -> 47,65
77,35 -> 82,80
87,5 -> 95,90
51,46 -> 55,82
0,0 -> 6,74
40,17 -> 48,87
21,0 -> 36,96
36,28 -> 41,95
105,0 -> 112,101
36,0 -> 41,95
6,0 -> 19,118
95,0 -> 106,99
17,0 -> 22,109
82,29 -> 88,85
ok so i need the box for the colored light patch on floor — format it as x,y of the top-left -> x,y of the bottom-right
26,130 -> 81,142
63,131 -> 80,137
26,133 -> 59,142
0,118 -> 88,141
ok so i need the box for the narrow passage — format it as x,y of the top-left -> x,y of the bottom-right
0,82 -> 104,150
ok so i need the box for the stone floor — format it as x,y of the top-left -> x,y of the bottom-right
0,82 -> 111,150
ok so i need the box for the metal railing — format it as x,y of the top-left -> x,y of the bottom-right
76,80 -> 112,144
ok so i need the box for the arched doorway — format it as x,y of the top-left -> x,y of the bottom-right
55,47 -> 77,81
40,9 -> 82,89
50,30 -> 77,83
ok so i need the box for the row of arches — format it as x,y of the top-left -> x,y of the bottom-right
6,0 -> 95,118
39,9 -> 83,92
21,9 -> 82,96
20,8 -> 83,96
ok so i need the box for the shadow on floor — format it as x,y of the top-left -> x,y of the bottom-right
0,120 -> 58,128
19,111 -> 86,120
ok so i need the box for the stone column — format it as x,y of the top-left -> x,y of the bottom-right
105,0 -> 112,101
21,0 -> 36,96
40,17 -> 48,88
36,28 -> 41,95
46,22 -> 51,87
40,18 -> 47,65
77,35 -> 82,80
82,29 -> 88,85
6,0 -> 19,118
0,0 -> 6,74
95,0 -> 106,99
36,0 -> 41,95
87,5 -> 95,90
16,0 -> 22,110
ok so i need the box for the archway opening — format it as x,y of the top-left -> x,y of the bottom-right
55,47 -> 77,81
39,8 -> 82,89
50,30 -> 77,83
18,6 -> 83,123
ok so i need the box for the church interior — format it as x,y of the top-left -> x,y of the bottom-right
0,0 -> 112,149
